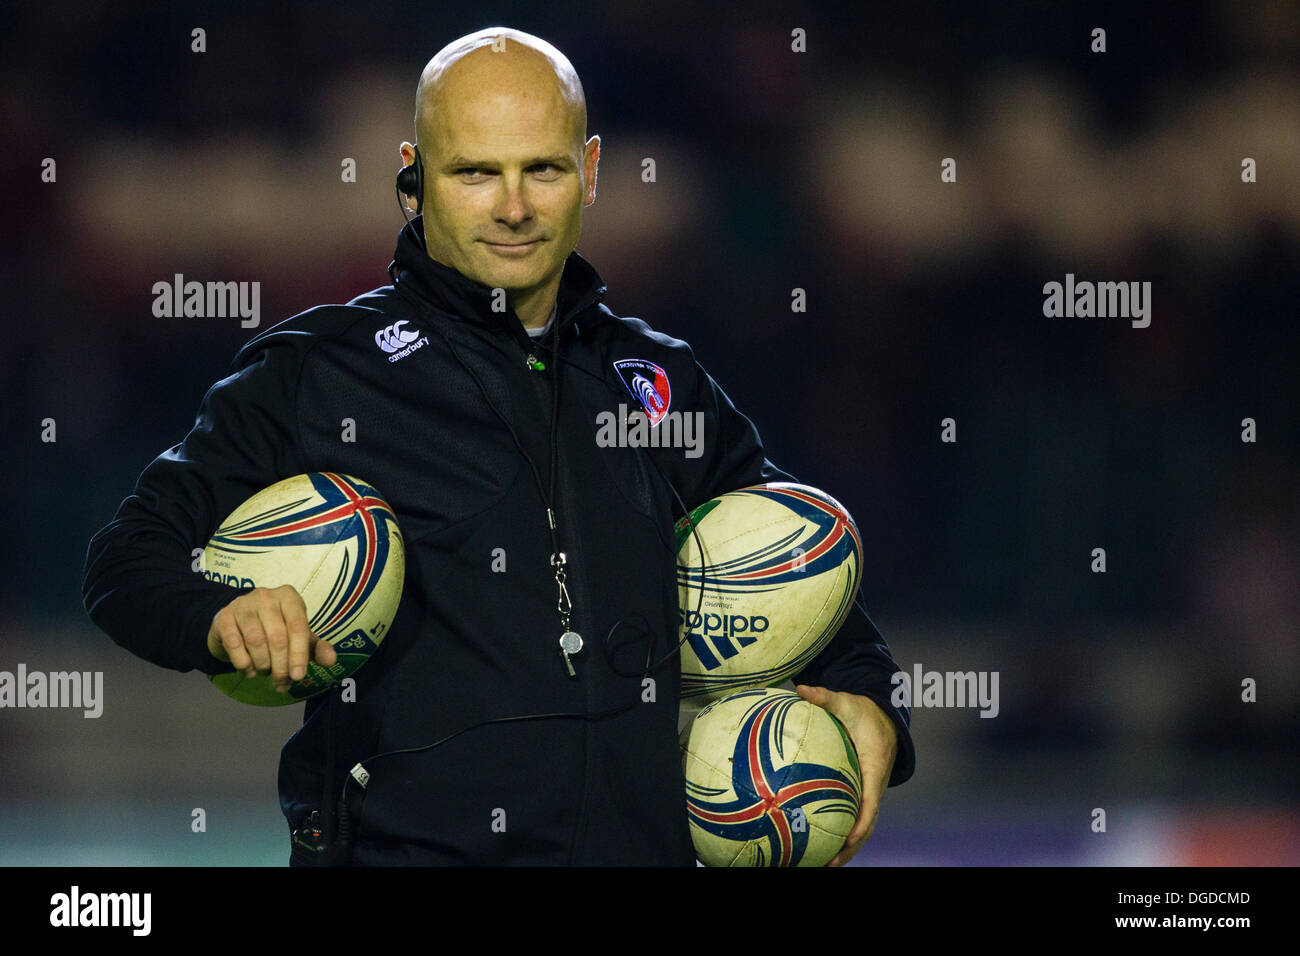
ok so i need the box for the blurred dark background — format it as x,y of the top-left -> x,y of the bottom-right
1,0 -> 1296,864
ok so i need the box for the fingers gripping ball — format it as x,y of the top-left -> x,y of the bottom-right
203,473 -> 405,706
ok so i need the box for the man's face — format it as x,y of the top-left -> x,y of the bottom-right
404,71 -> 598,299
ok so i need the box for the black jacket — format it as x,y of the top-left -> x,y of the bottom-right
82,218 -> 914,865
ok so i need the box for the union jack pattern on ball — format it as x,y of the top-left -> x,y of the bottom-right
684,688 -> 862,866
677,485 -> 862,593
208,472 -> 400,642
204,472 -> 406,706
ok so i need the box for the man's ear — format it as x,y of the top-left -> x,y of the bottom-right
583,134 -> 600,206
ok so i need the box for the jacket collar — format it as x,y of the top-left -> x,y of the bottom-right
388,216 -> 608,342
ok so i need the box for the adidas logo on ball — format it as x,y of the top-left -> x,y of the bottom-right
200,570 -> 256,589
678,610 -> 770,671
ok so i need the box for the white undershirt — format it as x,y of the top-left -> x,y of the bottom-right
525,304 -> 559,339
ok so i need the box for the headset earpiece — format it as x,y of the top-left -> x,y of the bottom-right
395,146 -> 424,220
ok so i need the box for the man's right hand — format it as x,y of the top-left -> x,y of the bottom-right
206,585 -> 338,693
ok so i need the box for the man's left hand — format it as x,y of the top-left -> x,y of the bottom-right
795,684 -> 898,867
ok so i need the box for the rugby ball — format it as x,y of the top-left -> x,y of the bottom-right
682,687 -> 862,866
675,483 -> 861,703
202,472 -> 405,706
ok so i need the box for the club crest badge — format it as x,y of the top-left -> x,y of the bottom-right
612,359 -> 672,426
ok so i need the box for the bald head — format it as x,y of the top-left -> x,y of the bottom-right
415,28 -> 587,155
401,28 -> 599,328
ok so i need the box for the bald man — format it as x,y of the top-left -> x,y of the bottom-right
84,27 -> 914,866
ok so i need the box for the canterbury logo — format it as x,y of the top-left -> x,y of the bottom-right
375,320 -> 420,353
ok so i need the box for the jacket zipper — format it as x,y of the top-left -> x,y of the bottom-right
551,370 -> 598,864
516,310 -> 601,864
